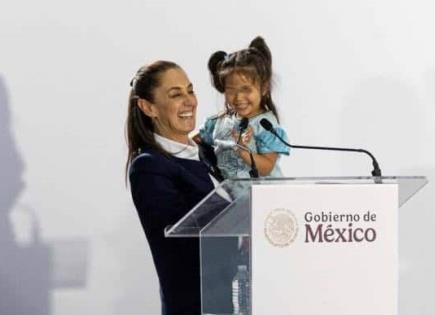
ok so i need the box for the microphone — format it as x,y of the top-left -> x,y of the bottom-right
237,117 -> 249,144
260,118 -> 382,177
215,118 -> 249,150
235,117 -> 258,178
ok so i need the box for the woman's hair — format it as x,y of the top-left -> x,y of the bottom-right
125,60 -> 179,178
208,36 -> 279,121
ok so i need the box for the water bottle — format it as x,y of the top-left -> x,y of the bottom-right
232,265 -> 250,315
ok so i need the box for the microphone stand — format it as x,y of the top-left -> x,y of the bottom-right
260,119 -> 382,179
236,144 -> 259,178
290,142 -> 381,177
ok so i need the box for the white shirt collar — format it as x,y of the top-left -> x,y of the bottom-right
154,133 -> 199,160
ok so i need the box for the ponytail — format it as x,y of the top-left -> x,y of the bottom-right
208,51 -> 227,93
125,61 -> 179,182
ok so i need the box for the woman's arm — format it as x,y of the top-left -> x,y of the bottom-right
130,155 -> 193,231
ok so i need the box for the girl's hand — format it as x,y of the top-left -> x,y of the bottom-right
192,132 -> 202,144
232,126 -> 253,147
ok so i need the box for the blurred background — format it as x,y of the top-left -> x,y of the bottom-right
1,0 -> 434,314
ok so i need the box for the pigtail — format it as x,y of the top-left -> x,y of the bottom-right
249,36 -> 279,122
208,51 -> 227,93
249,36 -> 272,70
207,36 -> 281,122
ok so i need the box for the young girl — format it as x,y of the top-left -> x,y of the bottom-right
195,36 -> 290,179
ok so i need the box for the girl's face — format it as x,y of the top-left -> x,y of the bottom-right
140,67 -> 197,144
224,72 -> 263,118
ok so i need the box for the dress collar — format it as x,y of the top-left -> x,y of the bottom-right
154,133 -> 199,161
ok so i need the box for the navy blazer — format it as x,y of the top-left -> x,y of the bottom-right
129,146 -> 215,315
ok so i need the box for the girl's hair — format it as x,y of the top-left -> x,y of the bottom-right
125,60 -> 179,179
208,36 -> 279,121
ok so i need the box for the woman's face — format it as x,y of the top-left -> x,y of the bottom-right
224,72 -> 263,118
143,67 -> 197,143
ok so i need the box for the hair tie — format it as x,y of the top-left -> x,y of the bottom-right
224,53 -> 231,62
130,77 -> 136,87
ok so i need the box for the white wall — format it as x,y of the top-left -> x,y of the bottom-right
1,0 -> 434,314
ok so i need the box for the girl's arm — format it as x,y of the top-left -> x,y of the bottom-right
233,126 -> 279,176
237,150 -> 278,176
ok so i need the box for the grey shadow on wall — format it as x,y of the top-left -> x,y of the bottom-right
0,75 -> 89,315
0,75 -> 52,314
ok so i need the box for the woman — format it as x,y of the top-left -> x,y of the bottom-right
125,61 -> 219,315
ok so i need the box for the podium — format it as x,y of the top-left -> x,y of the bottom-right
165,176 -> 427,315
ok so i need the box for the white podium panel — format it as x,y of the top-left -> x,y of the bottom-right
252,184 -> 398,315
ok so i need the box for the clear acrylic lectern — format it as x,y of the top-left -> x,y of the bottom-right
165,176 -> 427,315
